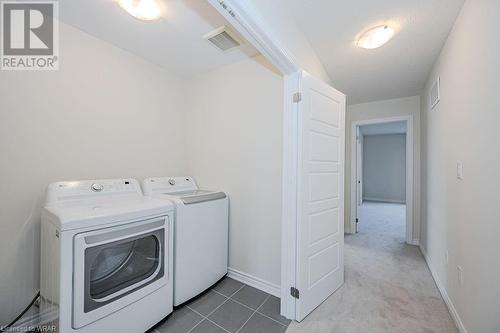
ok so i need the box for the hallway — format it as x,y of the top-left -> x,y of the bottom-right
286,202 -> 457,332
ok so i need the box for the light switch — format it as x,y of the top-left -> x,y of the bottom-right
456,162 -> 463,180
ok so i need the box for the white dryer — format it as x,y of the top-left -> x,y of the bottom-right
40,179 -> 174,333
142,177 -> 228,306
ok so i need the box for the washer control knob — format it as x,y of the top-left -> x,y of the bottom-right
168,179 -> 176,186
91,183 -> 104,192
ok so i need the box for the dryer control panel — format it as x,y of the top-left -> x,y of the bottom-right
46,179 -> 142,204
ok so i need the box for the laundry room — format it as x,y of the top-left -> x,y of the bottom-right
0,1 -> 284,332
5,0 -> 500,332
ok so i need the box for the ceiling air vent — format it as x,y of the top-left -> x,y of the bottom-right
430,76 -> 441,110
203,26 -> 241,51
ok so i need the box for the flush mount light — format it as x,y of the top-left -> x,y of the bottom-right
118,0 -> 162,21
357,25 -> 395,49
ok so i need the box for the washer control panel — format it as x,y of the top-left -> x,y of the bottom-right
46,179 -> 141,203
143,176 -> 198,195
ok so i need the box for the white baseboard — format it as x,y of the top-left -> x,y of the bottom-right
419,246 -> 467,333
227,267 -> 280,298
407,239 -> 420,246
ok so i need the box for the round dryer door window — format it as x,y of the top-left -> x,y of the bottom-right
90,241 -> 135,282
83,228 -> 165,313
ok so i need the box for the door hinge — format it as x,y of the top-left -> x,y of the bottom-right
292,92 -> 302,103
290,287 -> 300,299
356,218 -> 359,223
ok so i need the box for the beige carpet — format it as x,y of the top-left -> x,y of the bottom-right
286,202 -> 457,333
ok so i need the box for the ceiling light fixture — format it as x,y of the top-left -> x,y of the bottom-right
357,25 -> 395,49
118,0 -> 162,21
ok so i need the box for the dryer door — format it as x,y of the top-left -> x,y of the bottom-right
73,217 -> 168,328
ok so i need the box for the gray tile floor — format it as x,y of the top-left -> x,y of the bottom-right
149,277 -> 291,333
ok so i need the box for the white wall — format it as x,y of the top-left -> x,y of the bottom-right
0,23 -> 187,325
345,96 -> 421,240
420,0 -> 500,331
186,56 -> 283,287
0,14 -> 285,326
238,0 -> 331,83
363,134 -> 406,203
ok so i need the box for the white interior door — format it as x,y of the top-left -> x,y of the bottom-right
296,71 -> 345,321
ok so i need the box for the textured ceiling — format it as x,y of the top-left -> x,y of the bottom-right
59,0 -> 258,78
289,0 -> 465,104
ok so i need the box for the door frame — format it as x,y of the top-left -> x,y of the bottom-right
349,116 -> 415,244
355,126 -> 363,208
207,0 -> 305,319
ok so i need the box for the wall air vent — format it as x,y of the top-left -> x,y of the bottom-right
430,76 -> 441,110
203,26 -> 241,51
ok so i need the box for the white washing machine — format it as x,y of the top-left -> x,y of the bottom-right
40,179 -> 174,333
142,177 -> 228,306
